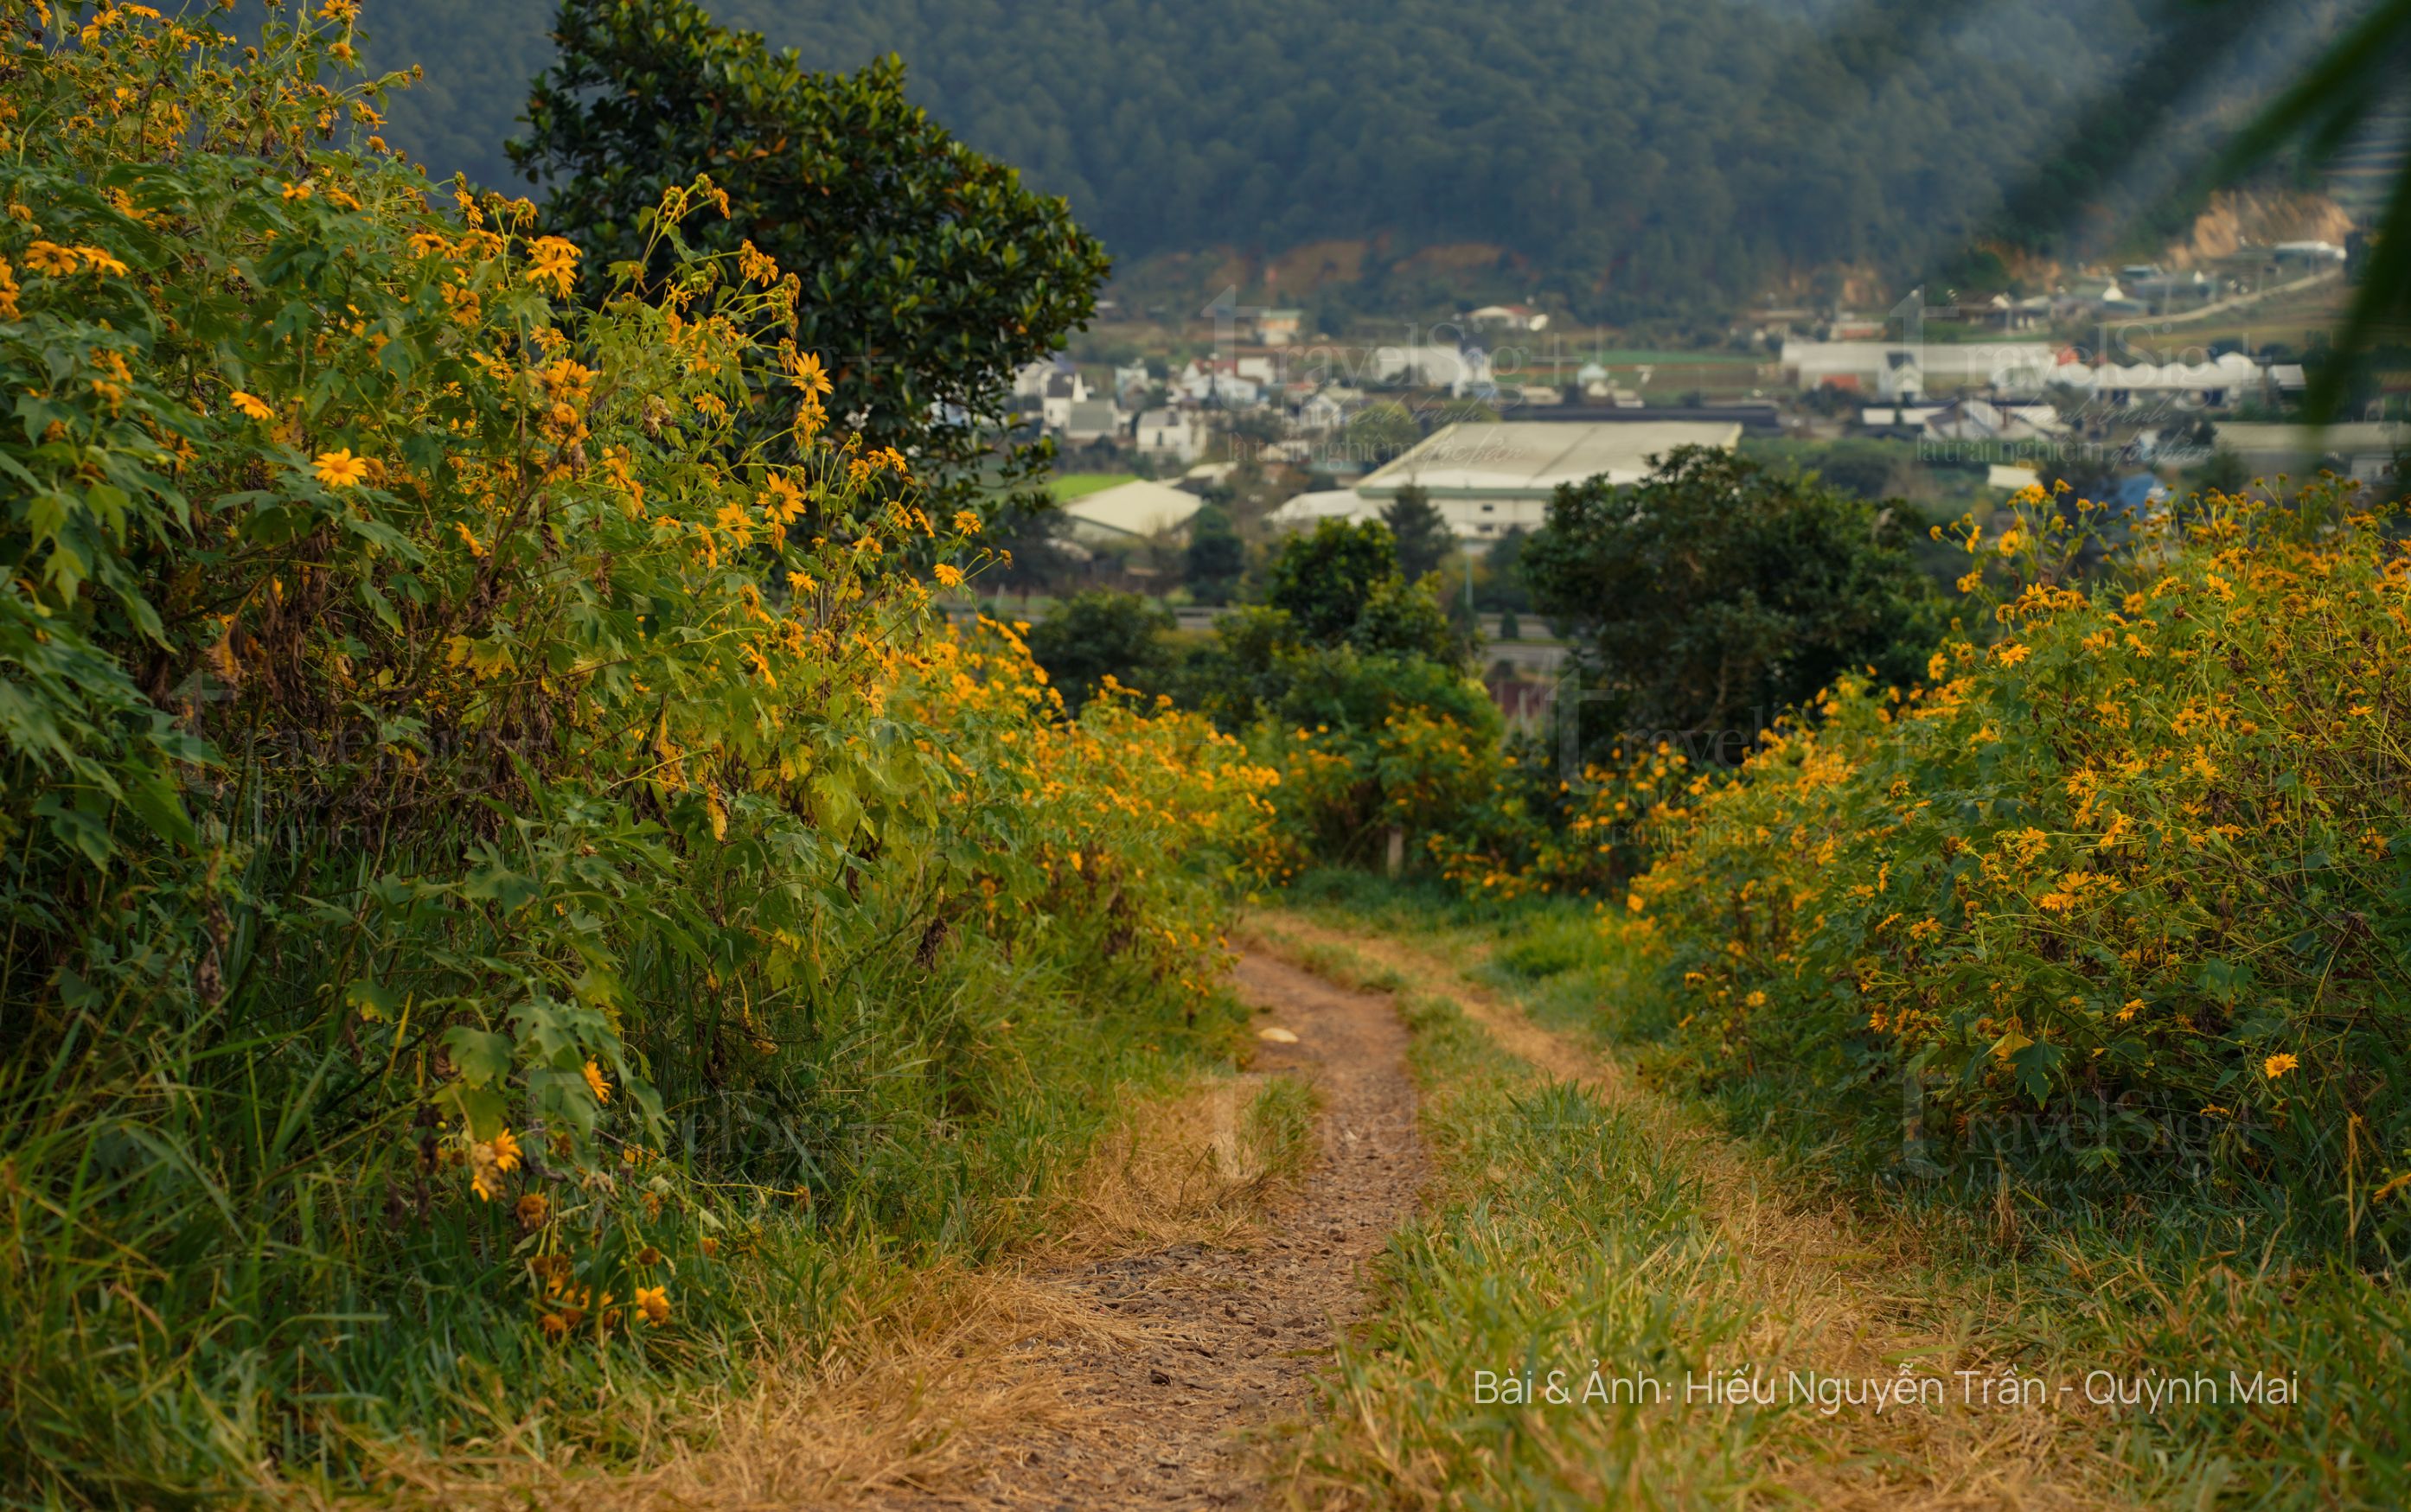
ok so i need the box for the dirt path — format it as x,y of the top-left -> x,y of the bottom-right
1243,909 -> 2116,1510
909,953 -> 1425,1509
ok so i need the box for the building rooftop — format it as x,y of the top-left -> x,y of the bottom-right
1359,421 -> 1743,496
1266,488 -> 1380,530
1059,479 -> 1206,540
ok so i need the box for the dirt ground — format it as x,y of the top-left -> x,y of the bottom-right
898,952 -> 1427,1509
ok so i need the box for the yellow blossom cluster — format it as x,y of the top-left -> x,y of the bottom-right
1629,482 -> 2411,1208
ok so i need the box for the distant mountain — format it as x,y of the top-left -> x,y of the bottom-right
355,0 -> 2353,321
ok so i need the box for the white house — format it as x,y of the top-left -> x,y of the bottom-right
1039,370 -> 1089,431
1467,303 -> 1549,333
1173,360 -> 1263,409
1013,357 -> 1080,401
1134,408 -> 1203,464
1878,350 -> 1925,402
1060,399 -> 1122,444
1369,345 -> 1493,396
1250,309 -> 1305,346
1293,390 -> 1348,432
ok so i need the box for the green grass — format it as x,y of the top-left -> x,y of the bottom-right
1280,960 -> 1783,1505
1276,870 -> 2411,1509
1050,471 -> 1136,501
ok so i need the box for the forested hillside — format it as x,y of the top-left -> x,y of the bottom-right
357,0 -> 2348,318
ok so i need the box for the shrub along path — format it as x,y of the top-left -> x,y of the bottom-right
909,951 -> 1426,1509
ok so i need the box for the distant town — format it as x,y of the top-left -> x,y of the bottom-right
1015,236 -> 2402,597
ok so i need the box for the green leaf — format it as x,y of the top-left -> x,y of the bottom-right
119,762 -> 195,849
2009,1039 -> 2062,1107
344,980 -> 405,1023
441,1027 -> 515,1087
441,1082 -> 509,1140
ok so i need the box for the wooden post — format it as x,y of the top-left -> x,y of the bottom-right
1385,826 -> 1405,879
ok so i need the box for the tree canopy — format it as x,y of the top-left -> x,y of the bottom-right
1524,447 -> 1943,761
1264,517 -> 1468,667
510,0 -> 1110,516
1380,486 -> 1454,583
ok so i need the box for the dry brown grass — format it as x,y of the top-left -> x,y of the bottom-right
322,1075 -> 1311,1512
1033,1070 -> 1310,1265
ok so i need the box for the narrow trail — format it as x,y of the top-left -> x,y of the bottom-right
911,953 -> 1426,1509
1244,910 -> 2117,1511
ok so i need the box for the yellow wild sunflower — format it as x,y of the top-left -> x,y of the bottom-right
312,449 -> 369,488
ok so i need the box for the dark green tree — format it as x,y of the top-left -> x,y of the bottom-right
1524,446 -> 1941,761
1182,505 -> 1245,606
510,0 -> 1111,519
1476,525 -> 1532,614
1345,572 -> 1465,664
1344,402 -> 1422,467
1025,591 -> 1174,712
2186,447 -> 2251,497
1380,484 -> 1455,582
1265,519 -> 1400,646
1811,438 -> 1919,503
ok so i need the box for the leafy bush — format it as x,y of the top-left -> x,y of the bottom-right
1262,672 -> 1501,869
1629,484 -> 2411,1247
1419,739 -> 1724,902
1024,590 -> 1174,711
0,10 -> 1269,1495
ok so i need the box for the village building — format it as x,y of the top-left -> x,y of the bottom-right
1368,344 -> 1493,397
1060,398 -> 1124,444
2213,421 -> 2410,485
1250,309 -> 1306,346
1134,408 -> 1205,464
1781,338 -> 2062,395
1353,419 -> 1743,541
1058,479 -> 1208,546
1466,303 -> 1549,332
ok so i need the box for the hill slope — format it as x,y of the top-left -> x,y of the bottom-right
358,0 -> 2347,318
